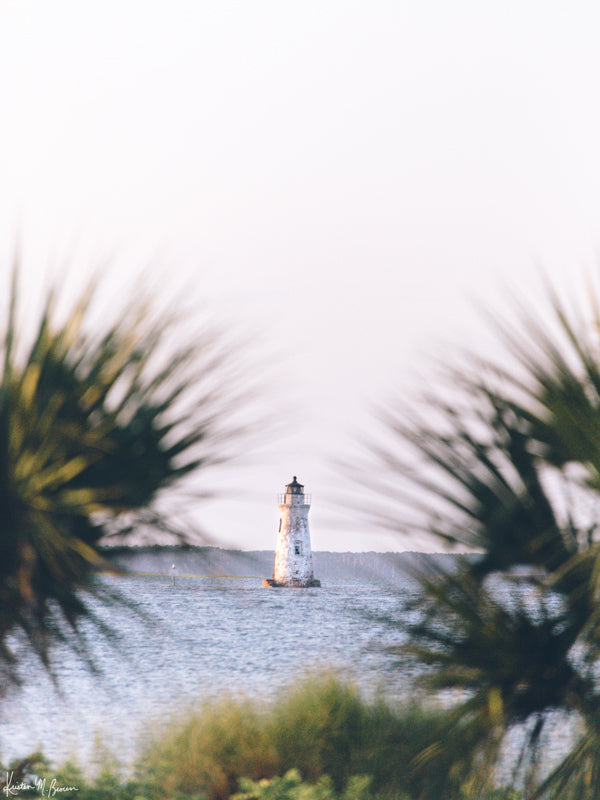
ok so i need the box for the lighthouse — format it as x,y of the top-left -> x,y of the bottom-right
263,477 -> 321,588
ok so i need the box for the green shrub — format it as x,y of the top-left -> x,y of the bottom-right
136,696 -> 277,800
232,769 -> 379,800
135,674 -> 474,800
5,677 -> 525,799
267,675 -> 372,788
267,674 -> 479,798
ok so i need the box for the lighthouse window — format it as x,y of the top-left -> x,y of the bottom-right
294,543 -> 302,555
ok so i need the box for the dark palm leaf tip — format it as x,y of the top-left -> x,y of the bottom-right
0,265 -> 253,688
487,286 -> 600,473
408,572 -> 583,708
368,279 -> 600,564
365,387 -> 571,574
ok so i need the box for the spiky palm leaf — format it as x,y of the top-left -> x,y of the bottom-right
0,265 -> 253,689
363,385 -> 575,574
355,277 -> 600,794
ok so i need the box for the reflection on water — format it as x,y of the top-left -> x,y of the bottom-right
0,576 -> 413,766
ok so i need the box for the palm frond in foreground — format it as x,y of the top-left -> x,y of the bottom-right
0,264 -> 254,690
355,277 -> 600,797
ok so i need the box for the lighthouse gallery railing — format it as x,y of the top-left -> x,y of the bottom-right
278,493 -> 311,505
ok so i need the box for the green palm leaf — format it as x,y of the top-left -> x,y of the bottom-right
0,263 -> 257,690
354,275 -> 600,794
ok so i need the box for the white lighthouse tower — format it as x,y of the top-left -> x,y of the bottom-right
263,477 -> 320,588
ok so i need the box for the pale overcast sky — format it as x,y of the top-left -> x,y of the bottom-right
2,1 -> 600,551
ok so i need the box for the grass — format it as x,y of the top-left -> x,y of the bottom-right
1,674 -> 521,800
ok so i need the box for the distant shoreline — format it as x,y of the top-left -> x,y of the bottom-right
100,544 -> 466,582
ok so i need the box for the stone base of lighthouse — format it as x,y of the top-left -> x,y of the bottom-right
262,577 -> 321,588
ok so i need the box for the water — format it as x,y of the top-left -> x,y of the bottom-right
0,575 -> 414,767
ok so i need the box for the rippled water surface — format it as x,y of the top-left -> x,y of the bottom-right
1,576 -> 414,765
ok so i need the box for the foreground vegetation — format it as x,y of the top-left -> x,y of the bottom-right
0,264 -> 253,690
353,278 -> 600,797
0,675 -> 520,800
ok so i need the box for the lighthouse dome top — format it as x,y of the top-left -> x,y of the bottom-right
285,476 -> 304,494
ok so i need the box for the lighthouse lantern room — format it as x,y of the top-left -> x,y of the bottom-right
263,477 -> 321,588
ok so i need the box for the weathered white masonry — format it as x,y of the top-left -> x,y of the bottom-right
263,477 -> 321,588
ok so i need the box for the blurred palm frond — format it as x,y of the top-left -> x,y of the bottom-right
352,275 -> 600,794
0,264 -> 257,689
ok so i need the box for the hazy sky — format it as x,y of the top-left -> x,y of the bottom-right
2,1 -> 600,551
